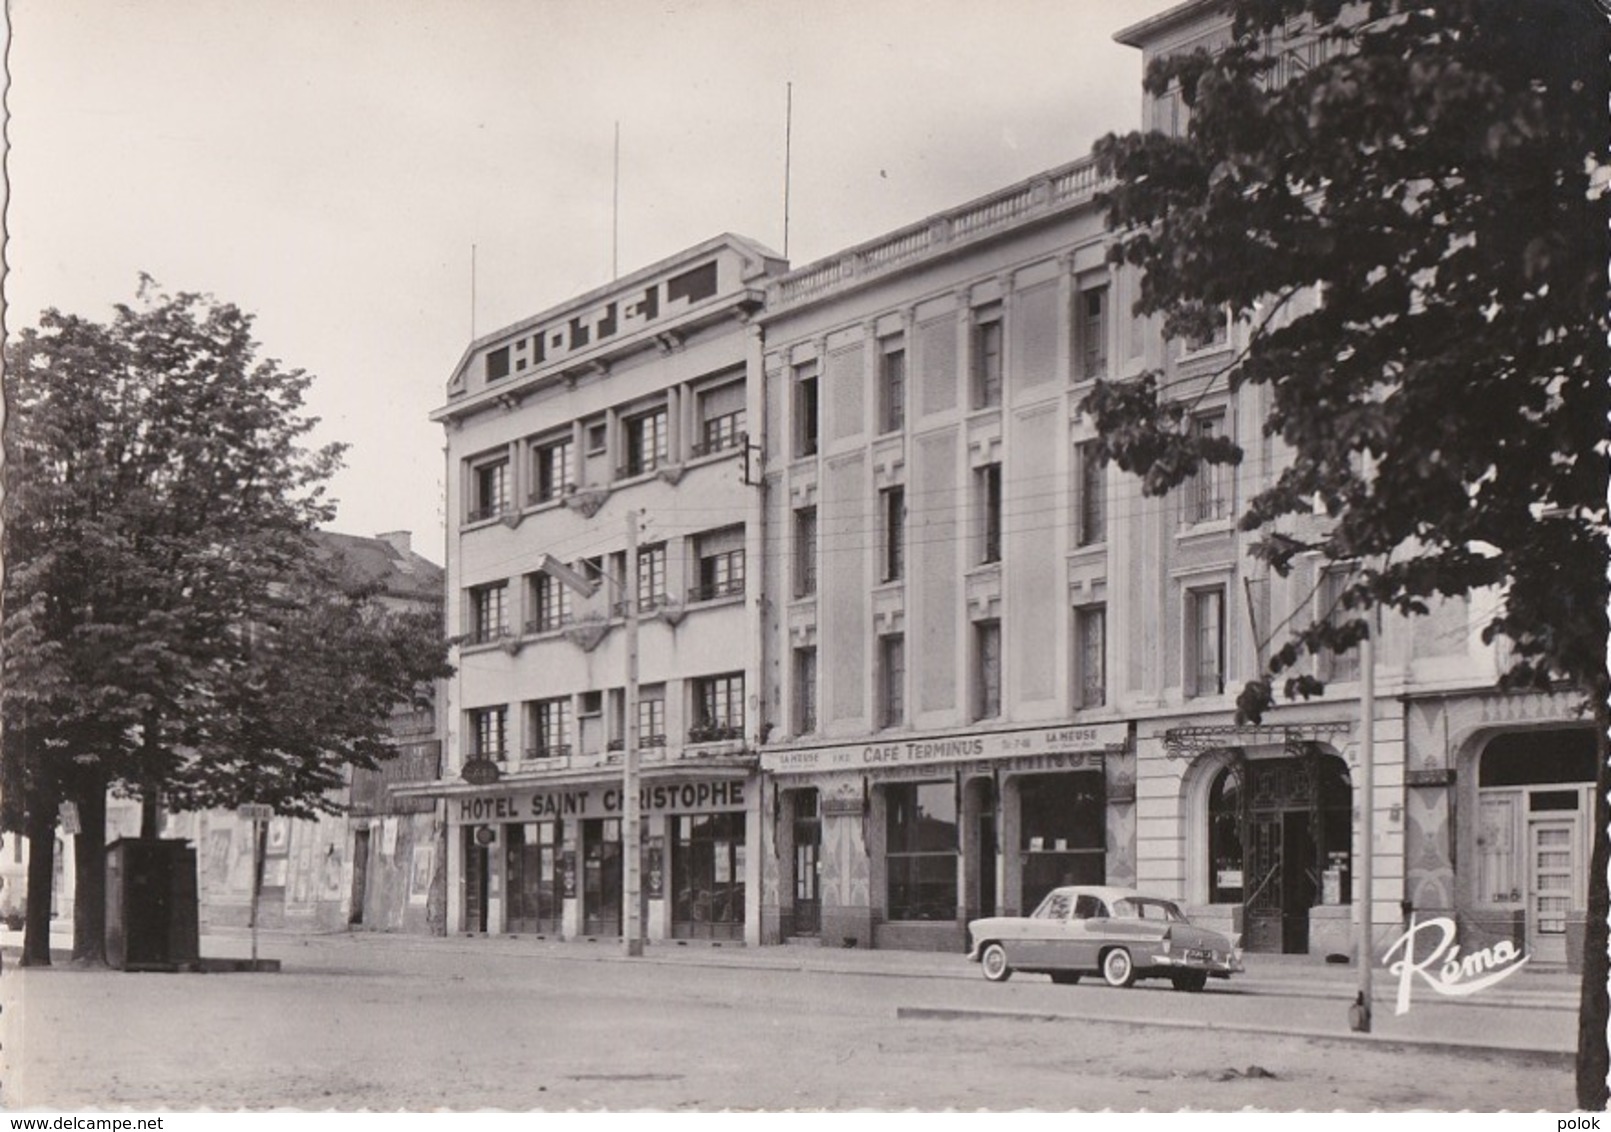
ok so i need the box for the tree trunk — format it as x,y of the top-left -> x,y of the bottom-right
140,790 -> 160,840
69,777 -> 108,967
1575,694 -> 1610,1110
20,800 -> 56,967
139,713 -> 162,839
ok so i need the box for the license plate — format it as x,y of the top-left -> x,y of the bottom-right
1185,949 -> 1213,964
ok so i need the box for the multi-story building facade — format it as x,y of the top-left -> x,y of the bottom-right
752,158 -> 1135,952
427,235 -> 786,944
421,0 -> 1595,966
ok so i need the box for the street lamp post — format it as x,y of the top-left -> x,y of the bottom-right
622,510 -> 643,957
538,507 -> 644,959
1354,623 -> 1375,1032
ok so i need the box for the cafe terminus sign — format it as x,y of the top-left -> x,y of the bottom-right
759,722 -> 1128,775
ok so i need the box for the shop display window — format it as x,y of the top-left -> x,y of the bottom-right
886,781 -> 958,920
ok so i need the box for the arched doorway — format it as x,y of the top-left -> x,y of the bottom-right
1476,729 -> 1596,964
1208,747 -> 1352,954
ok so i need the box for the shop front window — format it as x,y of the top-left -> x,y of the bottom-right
1017,773 -> 1105,912
506,821 -> 561,933
885,781 -> 958,921
671,812 -> 746,941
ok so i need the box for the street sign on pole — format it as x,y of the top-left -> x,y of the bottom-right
237,804 -> 273,968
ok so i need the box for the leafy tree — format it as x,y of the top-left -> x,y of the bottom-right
166,555 -> 454,819
1086,0 -> 1610,1107
2,280 -> 450,966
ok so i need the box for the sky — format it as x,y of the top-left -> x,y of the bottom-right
6,0 -> 1178,566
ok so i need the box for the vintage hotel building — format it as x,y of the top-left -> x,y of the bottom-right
427,235 -> 785,944
421,0 -> 1596,964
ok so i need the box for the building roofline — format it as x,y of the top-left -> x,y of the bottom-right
758,152 -> 1111,319
439,232 -> 785,396
1113,0 -> 1225,48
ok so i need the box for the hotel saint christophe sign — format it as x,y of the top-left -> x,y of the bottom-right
759,722 -> 1130,776
453,778 -> 748,826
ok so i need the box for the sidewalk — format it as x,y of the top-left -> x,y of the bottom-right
215,923 -> 1585,1011
6,921 -> 1583,1013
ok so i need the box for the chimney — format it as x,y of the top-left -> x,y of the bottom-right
376,530 -> 411,556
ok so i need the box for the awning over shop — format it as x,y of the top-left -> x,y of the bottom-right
1158,722 -> 1351,761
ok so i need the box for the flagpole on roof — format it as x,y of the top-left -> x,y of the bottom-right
783,82 -> 793,261
613,121 -> 621,281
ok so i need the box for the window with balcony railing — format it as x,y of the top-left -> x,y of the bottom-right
530,437 -> 573,504
637,693 -> 666,748
690,673 -> 744,742
528,698 -> 571,760
622,408 -> 668,477
527,572 -> 572,633
696,380 -> 747,456
469,706 -> 508,762
637,543 -> 667,610
467,458 -> 508,523
468,582 -> 508,644
692,526 -> 745,602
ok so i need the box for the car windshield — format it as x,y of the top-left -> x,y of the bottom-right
1031,891 -> 1073,920
1110,898 -> 1187,923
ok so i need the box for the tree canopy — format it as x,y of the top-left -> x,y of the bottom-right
2,279 -> 453,960
1085,0 -> 1609,1107
1088,0 -> 1609,707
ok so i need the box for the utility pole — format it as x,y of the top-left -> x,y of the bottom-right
623,509 -> 643,957
1353,624 -> 1376,1032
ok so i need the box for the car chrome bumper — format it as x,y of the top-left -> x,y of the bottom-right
1150,954 -> 1242,974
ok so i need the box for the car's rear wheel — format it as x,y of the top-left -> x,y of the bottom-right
1101,947 -> 1136,988
980,942 -> 1013,982
1171,970 -> 1208,993
1049,972 -> 1081,985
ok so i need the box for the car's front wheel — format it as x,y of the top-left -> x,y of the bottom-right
1101,947 -> 1136,988
980,942 -> 1013,982
1049,972 -> 1081,985
1171,971 -> 1208,993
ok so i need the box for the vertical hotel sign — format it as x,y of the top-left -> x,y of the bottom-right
760,722 -> 1128,774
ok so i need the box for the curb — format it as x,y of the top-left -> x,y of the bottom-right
263,933 -> 1581,1013
6,933 -> 1580,1014
893,1004 -> 1576,1063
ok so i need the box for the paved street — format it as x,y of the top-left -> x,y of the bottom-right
0,929 -> 1580,1111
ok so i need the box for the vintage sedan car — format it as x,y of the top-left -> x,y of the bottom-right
966,885 -> 1242,990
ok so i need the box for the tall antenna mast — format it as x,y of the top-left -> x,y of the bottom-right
783,83 -> 793,260
470,243 -> 477,339
613,121 -> 621,280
